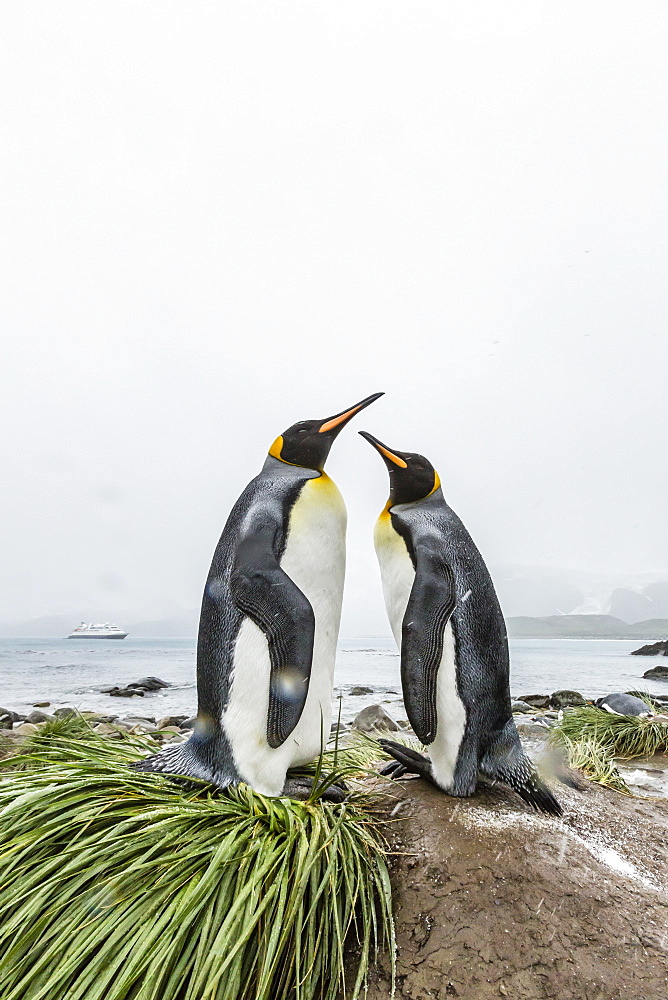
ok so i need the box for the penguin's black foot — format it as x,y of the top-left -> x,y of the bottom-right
281,776 -> 348,803
378,740 -> 435,783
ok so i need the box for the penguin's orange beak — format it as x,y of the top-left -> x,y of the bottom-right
318,393 -> 384,435
358,431 -> 408,467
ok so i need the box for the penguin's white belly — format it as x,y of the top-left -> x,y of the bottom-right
374,513 -> 467,793
223,475 -> 347,796
427,623 -> 467,792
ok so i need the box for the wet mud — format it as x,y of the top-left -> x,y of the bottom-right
362,775 -> 668,1000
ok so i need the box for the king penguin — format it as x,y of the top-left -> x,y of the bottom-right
133,392 -> 383,798
358,431 -> 562,816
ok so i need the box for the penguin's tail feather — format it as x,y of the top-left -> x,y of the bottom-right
504,770 -> 563,817
480,724 -> 563,817
130,740 -> 236,790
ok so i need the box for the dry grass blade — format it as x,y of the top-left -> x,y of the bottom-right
559,735 -> 630,794
0,725 -> 394,1000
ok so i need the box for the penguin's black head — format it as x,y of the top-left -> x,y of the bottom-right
359,431 -> 440,505
269,393 -> 384,471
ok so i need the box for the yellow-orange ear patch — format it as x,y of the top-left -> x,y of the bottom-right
268,435 -> 284,461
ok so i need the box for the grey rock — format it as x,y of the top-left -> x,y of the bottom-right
93,723 -> 124,736
26,710 -> 55,724
511,700 -> 535,713
157,715 -> 189,730
133,676 -> 170,691
517,694 -> 550,709
349,686 -> 374,696
549,690 -> 587,708
351,704 -> 399,733
53,707 -> 78,718
13,722 -> 39,735
32,701 -> 50,708
181,717 -> 197,730
643,665 -> 668,680
516,722 -> 551,739
0,708 -> 24,723
630,641 -> 668,656
103,677 -> 170,697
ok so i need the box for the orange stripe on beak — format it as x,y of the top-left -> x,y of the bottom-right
318,405 -> 363,434
375,444 -> 408,468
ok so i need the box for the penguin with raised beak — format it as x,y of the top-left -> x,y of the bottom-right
134,393 -> 383,799
359,431 -> 562,816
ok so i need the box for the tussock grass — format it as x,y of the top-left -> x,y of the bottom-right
0,726 -> 394,1000
559,735 -> 630,794
552,706 -> 668,760
29,710 -> 92,739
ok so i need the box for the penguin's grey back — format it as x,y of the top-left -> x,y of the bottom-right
375,488 -> 562,815
388,490 -> 511,718
195,457 -> 317,726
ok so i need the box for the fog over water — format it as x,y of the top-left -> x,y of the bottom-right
1,3 -> 666,637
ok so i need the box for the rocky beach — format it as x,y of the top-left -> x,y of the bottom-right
3,693 -> 668,1000
3,637 -> 668,1000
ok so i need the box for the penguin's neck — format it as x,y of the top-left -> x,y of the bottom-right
261,454 -> 320,481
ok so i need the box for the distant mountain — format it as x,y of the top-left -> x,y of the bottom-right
127,617 -> 197,637
507,615 -> 668,639
0,614 -> 78,637
493,568 -> 584,617
493,566 -> 668,620
0,612 -> 198,638
610,582 -> 668,623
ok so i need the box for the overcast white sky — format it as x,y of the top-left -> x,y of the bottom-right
1,2 -> 666,633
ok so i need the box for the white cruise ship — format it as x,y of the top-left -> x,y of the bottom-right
67,622 -> 128,639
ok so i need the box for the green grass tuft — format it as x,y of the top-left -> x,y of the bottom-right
27,710 -> 93,740
551,706 -> 668,760
0,729 -> 394,1000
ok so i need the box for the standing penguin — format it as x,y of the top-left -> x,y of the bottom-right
359,431 -> 562,816
134,393 -> 383,798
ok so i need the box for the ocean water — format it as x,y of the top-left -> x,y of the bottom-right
1,635 -> 667,722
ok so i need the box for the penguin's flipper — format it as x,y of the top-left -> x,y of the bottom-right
231,524 -> 316,749
400,542 -> 456,745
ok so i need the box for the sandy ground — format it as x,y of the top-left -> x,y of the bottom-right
360,772 -> 668,1000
